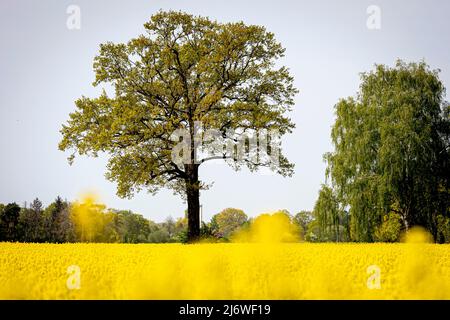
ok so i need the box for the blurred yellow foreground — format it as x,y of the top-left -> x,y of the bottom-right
0,239 -> 449,299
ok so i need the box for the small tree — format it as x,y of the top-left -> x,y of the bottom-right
293,210 -> 313,238
19,198 -> 44,242
46,196 -> 73,242
59,11 -> 297,241
0,203 -> 21,241
374,212 -> 402,242
211,208 -> 248,239
436,215 -> 450,243
314,185 -> 349,242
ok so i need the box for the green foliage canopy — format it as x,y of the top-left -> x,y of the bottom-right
324,61 -> 450,241
59,11 -> 297,197
210,208 -> 248,239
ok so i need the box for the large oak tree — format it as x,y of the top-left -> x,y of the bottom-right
59,11 -> 297,241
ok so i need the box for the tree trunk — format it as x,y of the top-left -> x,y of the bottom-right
401,212 -> 409,232
185,164 -> 200,242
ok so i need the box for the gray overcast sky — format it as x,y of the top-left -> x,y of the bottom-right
0,0 -> 449,222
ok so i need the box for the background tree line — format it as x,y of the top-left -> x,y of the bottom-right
1,196 -> 449,243
0,197 -> 186,243
0,199 -> 259,243
0,199 -> 328,244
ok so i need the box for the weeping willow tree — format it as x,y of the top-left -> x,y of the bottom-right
321,60 -> 450,242
313,185 -> 349,242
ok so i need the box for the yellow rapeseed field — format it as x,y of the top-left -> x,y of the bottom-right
1,233 -> 449,299
0,209 -> 449,299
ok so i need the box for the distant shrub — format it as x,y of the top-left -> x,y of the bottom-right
148,229 -> 171,243
374,212 -> 402,242
436,215 -> 450,243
